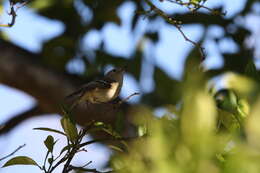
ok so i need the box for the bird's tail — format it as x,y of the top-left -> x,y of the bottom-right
69,99 -> 80,111
64,90 -> 83,112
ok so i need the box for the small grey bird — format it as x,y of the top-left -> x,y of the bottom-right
66,67 -> 125,109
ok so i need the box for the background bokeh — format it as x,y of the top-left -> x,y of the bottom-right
0,0 -> 260,172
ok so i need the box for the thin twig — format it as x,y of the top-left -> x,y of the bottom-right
118,92 -> 140,105
0,144 -> 26,161
7,2 -> 17,27
75,148 -> 88,154
165,0 -> 226,16
79,136 -> 136,148
143,0 -> 206,60
49,154 -> 68,172
174,24 -> 205,59
81,160 -> 92,168
0,0 -> 28,27
42,151 -> 50,172
112,92 -> 140,111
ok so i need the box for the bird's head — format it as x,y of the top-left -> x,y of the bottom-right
105,67 -> 126,82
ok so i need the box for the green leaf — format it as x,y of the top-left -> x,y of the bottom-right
29,0 -> 54,10
60,116 -> 78,142
190,0 -> 202,4
245,59 -> 260,82
94,122 -> 104,126
214,89 -> 238,113
48,158 -> 53,164
216,153 -> 225,163
237,99 -> 249,118
33,127 -> 66,136
3,156 -> 39,167
218,109 -> 241,132
91,122 -> 120,138
0,4 -> 3,14
108,145 -> 124,152
138,125 -> 147,137
44,135 -> 55,153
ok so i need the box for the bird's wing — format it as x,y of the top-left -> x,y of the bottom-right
65,78 -> 115,99
94,78 -> 115,88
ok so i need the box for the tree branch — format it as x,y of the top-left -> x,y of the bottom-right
0,105 -> 45,134
0,0 -> 28,27
143,0 -> 209,60
0,39 -> 135,137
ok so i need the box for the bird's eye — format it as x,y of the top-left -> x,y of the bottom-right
112,69 -> 116,72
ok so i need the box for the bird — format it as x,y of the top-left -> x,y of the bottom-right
65,67 -> 125,110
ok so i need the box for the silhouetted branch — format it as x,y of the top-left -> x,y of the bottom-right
0,105 -> 45,134
0,144 -> 26,161
0,0 -> 28,27
165,0 -> 226,15
143,0 -> 206,60
119,92 -> 140,105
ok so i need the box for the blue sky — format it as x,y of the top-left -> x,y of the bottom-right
0,0 -> 259,172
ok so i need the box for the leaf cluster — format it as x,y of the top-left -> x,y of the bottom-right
2,113 -> 127,173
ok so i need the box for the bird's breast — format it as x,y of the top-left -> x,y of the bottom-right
88,82 -> 119,103
105,82 -> 119,99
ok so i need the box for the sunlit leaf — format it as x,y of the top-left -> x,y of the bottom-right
137,125 -> 147,137
3,156 -> 39,167
217,109 -> 240,132
214,89 -> 238,113
245,59 -> 260,82
237,98 -> 249,118
29,0 -> 54,10
181,89 -> 217,147
60,116 -> 78,142
246,98 -> 260,148
190,0 -> 202,4
108,145 -> 124,152
33,127 -> 66,136
226,72 -> 257,98
91,122 -> 121,138
0,4 -> 3,14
